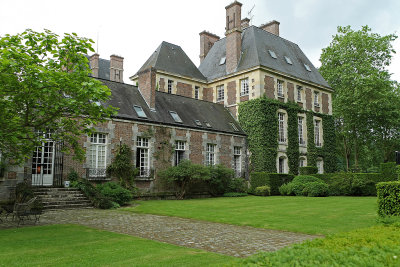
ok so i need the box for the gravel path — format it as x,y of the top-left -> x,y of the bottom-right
1,209 -> 320,257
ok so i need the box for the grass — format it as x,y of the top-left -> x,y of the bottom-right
240,225 -> 400,266
0,224 -> 238,267
122,196 -> 378,235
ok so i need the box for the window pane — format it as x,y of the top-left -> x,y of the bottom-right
134,105 -> 147,118
169,111 -> 183,123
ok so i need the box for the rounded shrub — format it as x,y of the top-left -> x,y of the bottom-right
97,182 -> 133,206
302,182 -> 329,197
254,185 -> 271,196
279,183 -> 291,196
228,177 -> 248,193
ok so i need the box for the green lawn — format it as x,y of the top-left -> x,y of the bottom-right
122,196 -> 378,235
0,224 -> 237,267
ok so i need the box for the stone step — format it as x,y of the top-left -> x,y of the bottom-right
33,187 -> 92,210
42,200 -> 92,206
43,203 -> 93,210
35,193 -> 86,198
34,188 -> 82,193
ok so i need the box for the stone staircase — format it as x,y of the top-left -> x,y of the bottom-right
33,188 -> 92,210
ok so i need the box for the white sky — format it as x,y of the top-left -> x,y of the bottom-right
1,0 -> 399,84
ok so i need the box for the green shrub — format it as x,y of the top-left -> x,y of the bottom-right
107,144 -> 138,189
327,173 -> 384,196
279,175 -> 326,196
227,177 -> 248,193
222,192 -> 248,197
73,179 -> 113,209
299,166 -> 318,175
279,183 -> 292,196
15,182 -> 34,203
67,169 -> 79,182
292,175 -> 322,184
207,164 -> 234,196
96,182 -> 133,206
254,186 -> 271,196
380,162 -> 398,181
250,172 -> 294,195
158,160 -> 210,199
377,181 -> 400,217
302,182 -> 329,197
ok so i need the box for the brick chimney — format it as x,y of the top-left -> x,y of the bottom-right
137,68 -> 156,109
110,55 -> 124,83
225,1 -> 242,74
260,20 -> 280,36
199,31 -> 220,63
241,17 -> 250,28
89,53 -> 99,78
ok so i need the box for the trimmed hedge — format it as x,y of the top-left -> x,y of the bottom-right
254,186 -> 271,196
299,166 -> 318,175
377,181 -> 400,217
302,182 -> 329,197
250,172 -> 294,195
380,162 -> 398,182
279,175 -> 326,196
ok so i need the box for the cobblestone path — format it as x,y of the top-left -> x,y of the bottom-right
1,209 -> 320,257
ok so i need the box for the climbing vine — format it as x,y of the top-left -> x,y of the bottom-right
239,97 -> 336,174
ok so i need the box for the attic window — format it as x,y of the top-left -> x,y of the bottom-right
133,105 -> 147,118
169,111 -> 183,123
284,56 -> 293,65
194,120 -> 202,126
268,50 -> 277,59
219,57 -> 226,65
304,64 -> 312,72
204,121 -> 212,128
230,123 -> 239,131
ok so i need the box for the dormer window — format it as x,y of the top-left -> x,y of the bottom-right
169,111 -> 183,123
204,121 -> 212,128
304,64 -> 311,72
194,120 -> 202,126
284,56 -> 292,65
133,105 -> 147,118
219,57 -> 226,65
268,50 -> 277,59
230,123 -> 239,131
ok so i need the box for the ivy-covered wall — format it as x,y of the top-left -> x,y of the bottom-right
238,97 -> 336,174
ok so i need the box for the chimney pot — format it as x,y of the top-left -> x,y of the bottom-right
89,53 -> 99,78
110,54 -> 124,82
260,20 -> 280,36
137,68 -> 156,109
225,1 -> 243,74
199,31 -> 220,63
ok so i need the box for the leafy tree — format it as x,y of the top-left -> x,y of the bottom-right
106,144 -> 138,189
0,29 -> 116,163
320,26 -> 398,170
158,160 -> 210,199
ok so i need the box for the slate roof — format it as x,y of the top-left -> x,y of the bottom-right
100,79 -> 245,135
135,41 -> 207,81
199,26 -> 330,88
87,56 -> 111,80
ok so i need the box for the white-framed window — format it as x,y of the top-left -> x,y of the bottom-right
314,119 -> 322,147
317,159 -> 324,174
314,91 -> 320,107
88,133 -> 107,174
233,146 -> 241,177
168,80 -> 173,94
195,86 -> 199,99
206,144 -> 216,166
175,141 -> 186,166
217,85 -> 224,101
277,80 -> 284,98
278,157 -> 286,173
136,136 -> 150,177
240,78 -> 249,96
297,86 -> 302,102
298,116 -> 305,145
299,157 -> 306,167
278,112 -> 286,143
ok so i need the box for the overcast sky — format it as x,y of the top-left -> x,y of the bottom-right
1,0 -> 399,83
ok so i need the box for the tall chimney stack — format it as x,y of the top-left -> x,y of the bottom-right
260,20 -> 280,36
137,68 -> 156,109
225,1 -> 242,74
89,53 -> 99,78
110,55 -> 124,83
199,31 -> 220,63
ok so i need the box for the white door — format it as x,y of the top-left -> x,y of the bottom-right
32,141 -> 55,186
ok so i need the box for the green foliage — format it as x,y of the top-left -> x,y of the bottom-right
72,179 -> 113,209
0,29 -> 117,163
280,175 -> 326,196
286,107 -> 300,175
377,181 -> 400,217
250,172 -> 294,195
222,192 -> 248,197
306,112 -> 317,167
254,186 -> 271,196
96,182 -> 133,206
299,166 -> 318,175
320,25 -> 399,169
207,164 -> 234,196
15,181 -> 34,203
106,144 -> 138,189
302,182 -> 329,197
227,177 -> 248,193
241,225 -> 400,266
67,169 -> 79,182
292,175 -> 323,184
158,160 -> 210,199
380,162 -> 398,181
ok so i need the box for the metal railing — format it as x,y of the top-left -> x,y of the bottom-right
86,168 -> 108,180
138,168 -> 151,178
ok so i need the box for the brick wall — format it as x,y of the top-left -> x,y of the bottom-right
228,106 -> 237,118
203,87 -> 214,102
159,78 -> 165,92
264,75 -> 275,98
176,82 -> 193,98
287,82 -> 294,102
138,68 -> 156,108
305,88 -> 312,110
227,81 -> 236,105
322,93 -> 329,114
